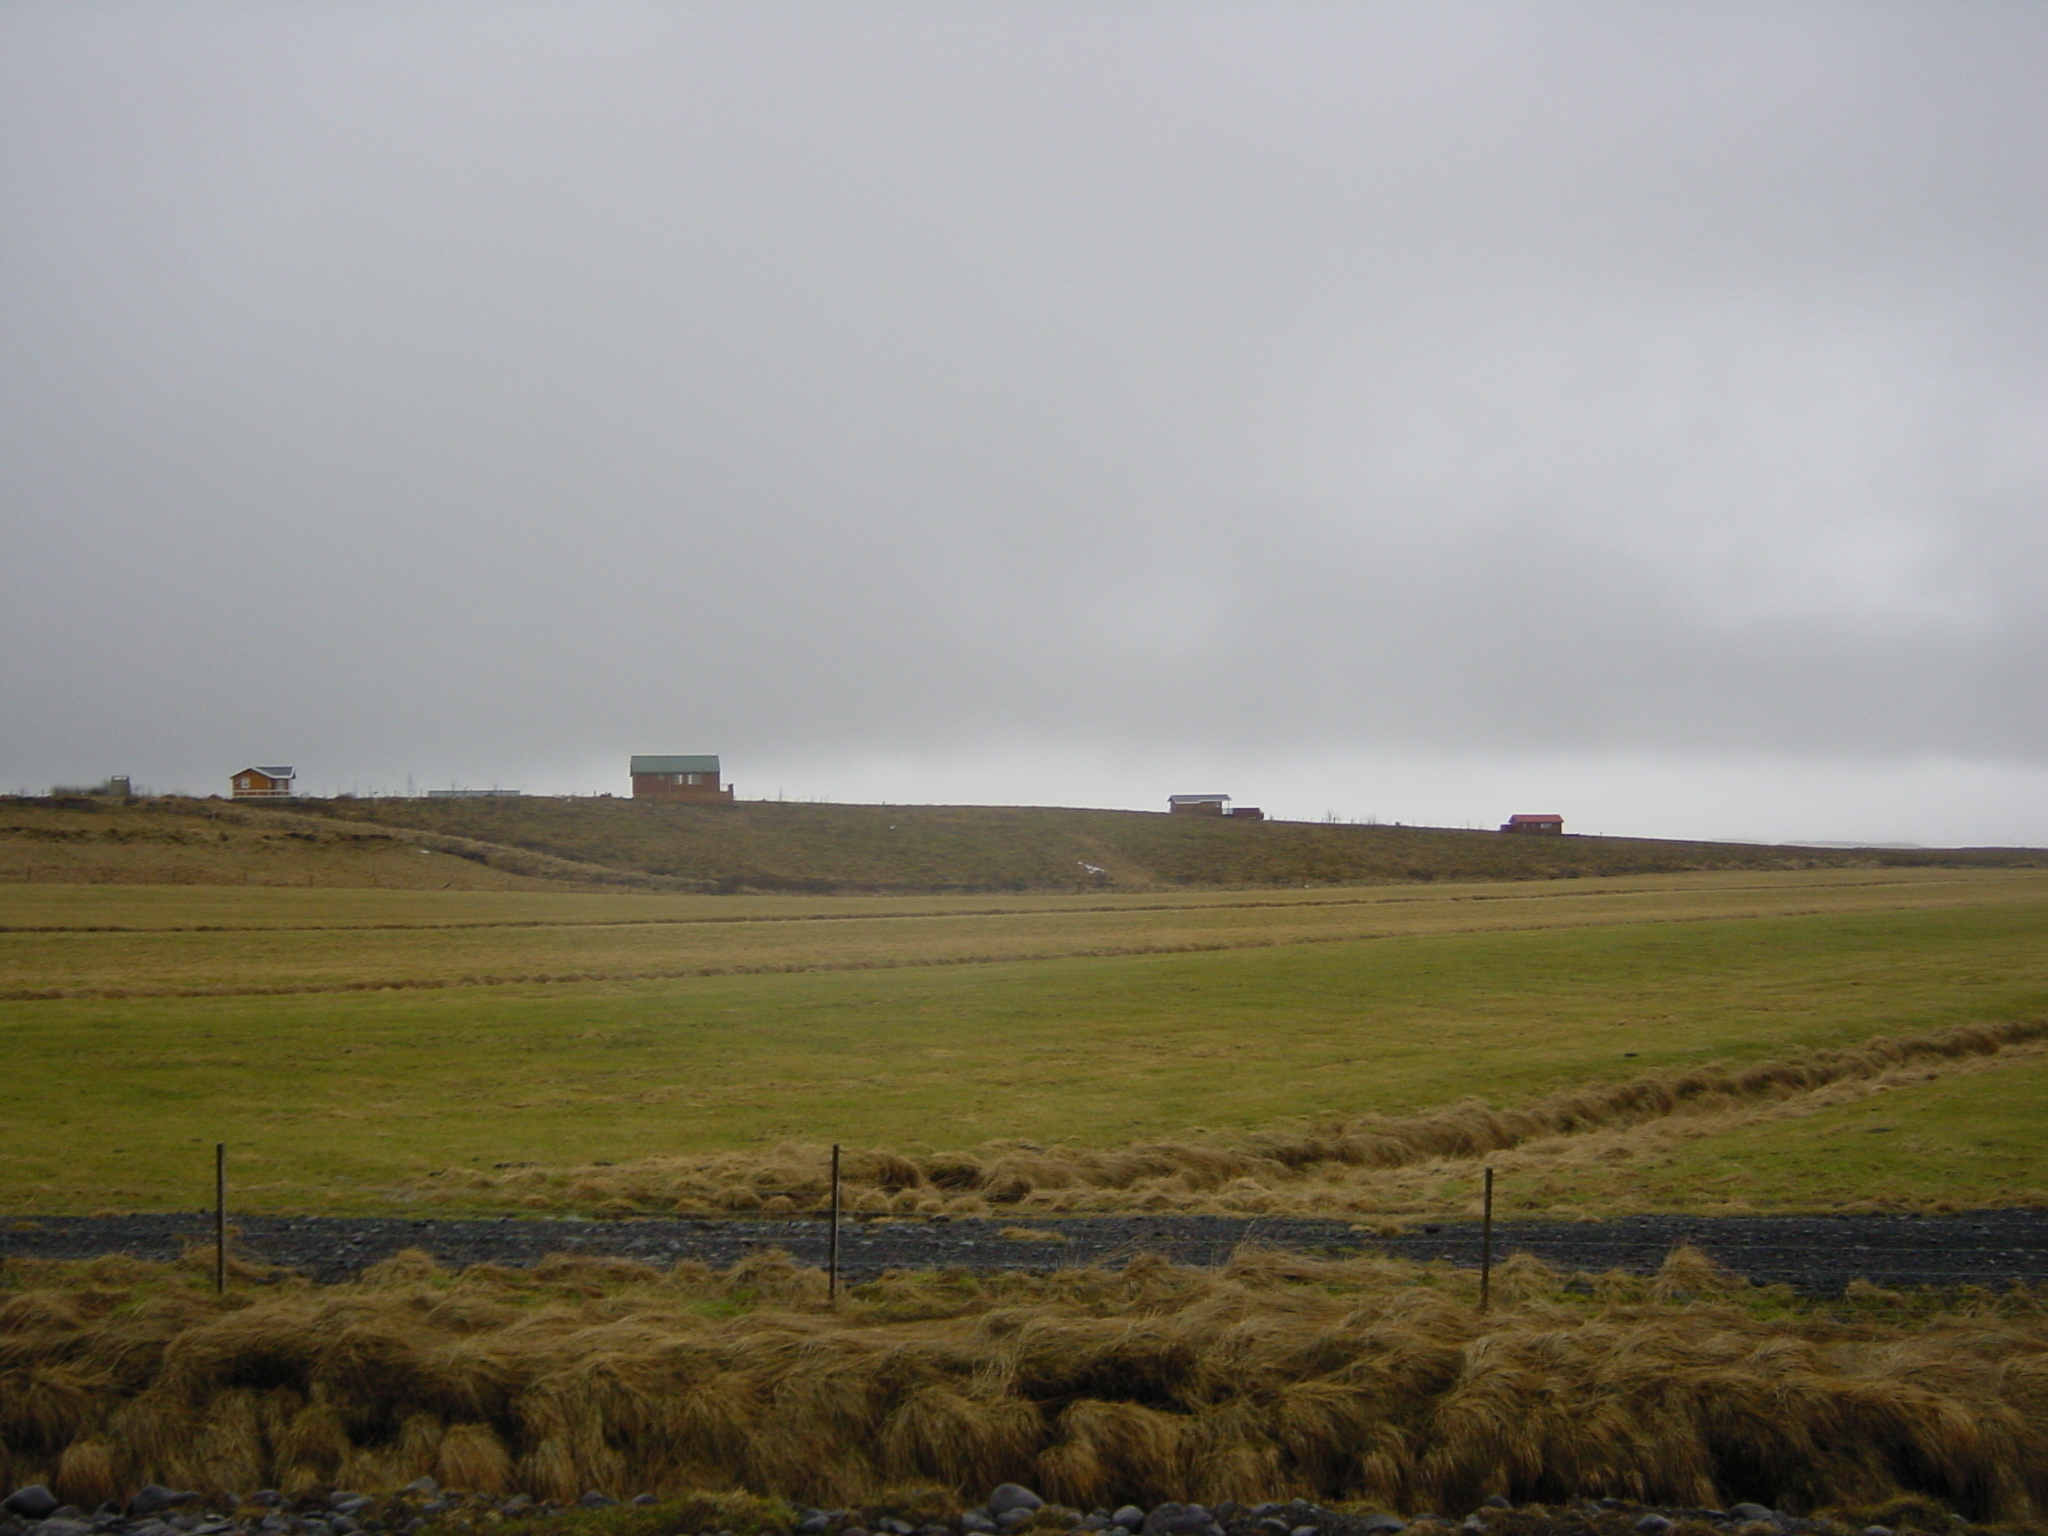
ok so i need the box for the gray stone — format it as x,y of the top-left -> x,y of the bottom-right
400,1482 -> 438,1502
32,1523 -> 92,1536
1142,1508 -> 1218,1536
1291,1527 -> 1319,1536
4,1494 -> 59,1522
1362,1520 -> 1407,1536
578,1496 -> 615,1511
877,1522 -> 914,1536
631,1497 -> 658,1508
1862,1529 -> 1893,1536
990,1492 -> 1044,1521
1730,1511 -> 1776,1526
797,1517 -> 834,1536
332,1499 -> 373,1517
1635,1519 -> 1673,1536
996,1517 -> 1033,1534
1111,1515 -> 1144,1535
132,1493 -> 188,1521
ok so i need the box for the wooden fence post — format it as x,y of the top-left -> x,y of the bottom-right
1478,1165 -> 1494,1315
214,1143 -> 227,1295
828,1143 -> 842,1302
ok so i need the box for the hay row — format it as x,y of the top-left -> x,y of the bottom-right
455,1019 -> 2046,1218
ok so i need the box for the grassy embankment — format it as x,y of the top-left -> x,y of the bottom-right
0,801 -> 625,891
2,1244 -> 2046,1518
3,868 -> 2045,1217
304,794 -> 2048,891
8,794 -> 2046,894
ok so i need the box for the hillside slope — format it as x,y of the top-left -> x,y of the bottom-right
0,799 -> 667,890
303,795 -> 2046,892
7,794 -> 2041,892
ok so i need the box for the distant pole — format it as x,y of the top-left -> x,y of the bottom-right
828,1143 -> 842,1302
1478,1166 -> 1494,1315
214,1143 -> 227,1295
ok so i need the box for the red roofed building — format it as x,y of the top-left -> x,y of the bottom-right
1500,813 -> 1564,834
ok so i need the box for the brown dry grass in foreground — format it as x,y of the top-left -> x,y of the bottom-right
3,1244 -> 2046,1520
447,1020 -> 2048,1219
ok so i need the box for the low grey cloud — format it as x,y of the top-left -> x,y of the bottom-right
3,2 -> 2043,842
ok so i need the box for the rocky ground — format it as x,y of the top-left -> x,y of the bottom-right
0,1478 -> 1970,1536
4,1210 -> 2047,1292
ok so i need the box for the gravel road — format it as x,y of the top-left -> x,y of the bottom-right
6,1209 -> 2046,1292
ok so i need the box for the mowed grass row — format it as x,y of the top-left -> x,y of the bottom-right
8,866 -> 1976,932
3,868 -> 2039,998
2,875 -> 2046,1214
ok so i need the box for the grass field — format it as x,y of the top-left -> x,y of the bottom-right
4,867 -> 2046,1217
8,851 -> 2048,1516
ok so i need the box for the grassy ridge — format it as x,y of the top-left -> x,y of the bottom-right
7,795 -> 2043,894
304,796 -> 2048,891
2,1246 -> 2045,1516
3,872 -> 2044,1215
0,801 -> 602,890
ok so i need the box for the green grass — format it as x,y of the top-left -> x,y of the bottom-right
4,866 -> 2032,998
3,873 -> 2045,1213
1587,1052 -> 2048,1212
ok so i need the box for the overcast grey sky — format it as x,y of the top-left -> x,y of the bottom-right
3,1 -> 2044,844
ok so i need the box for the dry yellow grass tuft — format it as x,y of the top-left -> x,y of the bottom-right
2,1244 -> 2046,1517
